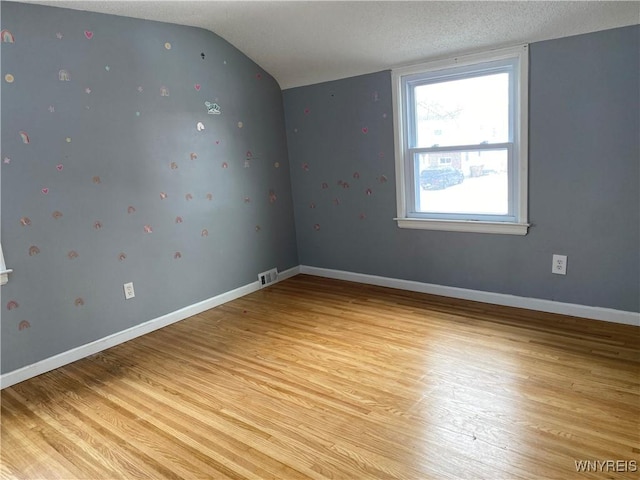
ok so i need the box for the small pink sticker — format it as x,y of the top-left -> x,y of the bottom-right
313,224 -> 321,231
41,187 -> 49,195
84,31 -> 93,40
194,84 -> 201,91
362,127 -> 368,134
56,164 -> 63,171
201,229 -> 208,237
143,225 -> 153,234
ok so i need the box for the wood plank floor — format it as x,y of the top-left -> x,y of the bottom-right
2,274 -> 639,479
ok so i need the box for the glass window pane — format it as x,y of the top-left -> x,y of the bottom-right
413,73 -> 509,148
415,149 -> 509,215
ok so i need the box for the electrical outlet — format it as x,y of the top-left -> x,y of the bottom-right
552,254 -> 567,275
123,282 -> 135,299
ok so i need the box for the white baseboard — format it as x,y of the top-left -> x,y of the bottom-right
3,263 -> 635,389
0,266 -> 299,390
299,265 -> 639,327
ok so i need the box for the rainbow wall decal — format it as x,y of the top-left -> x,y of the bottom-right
6,300 -> 19,311
19,131 -> 30,144
58,69 -> 70,81
18,320 -> 30,331
1,30 -> 15,43
28,246 -> 40,256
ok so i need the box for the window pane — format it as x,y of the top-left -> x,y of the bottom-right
415,149 -> 509,215
414,73 -> 509,148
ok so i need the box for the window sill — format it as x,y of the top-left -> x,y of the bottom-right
395,218 -> 529,235
1,269 -> 13,286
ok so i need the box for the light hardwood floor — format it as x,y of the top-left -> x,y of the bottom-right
2,275 -> 639,479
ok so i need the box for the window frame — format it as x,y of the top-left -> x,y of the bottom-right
391,45 -> 530,235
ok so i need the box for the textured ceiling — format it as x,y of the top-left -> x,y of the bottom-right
18,1 -> 640,89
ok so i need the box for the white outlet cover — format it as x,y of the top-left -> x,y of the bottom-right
123,282 -> 135,299
552,254 -> 567,275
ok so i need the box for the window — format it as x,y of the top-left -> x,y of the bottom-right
392,45 -> 529,235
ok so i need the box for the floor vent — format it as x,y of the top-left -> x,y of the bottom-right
258,268 -> 278,288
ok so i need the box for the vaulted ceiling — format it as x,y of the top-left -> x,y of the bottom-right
19,1 -> 640,89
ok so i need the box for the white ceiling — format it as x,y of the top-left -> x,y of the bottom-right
18,1 -> 640,89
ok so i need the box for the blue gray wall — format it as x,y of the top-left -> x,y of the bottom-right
284,26 -> 639,313
1,2 -> 298,373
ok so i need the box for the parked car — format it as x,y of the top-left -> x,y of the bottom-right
420,167 -> 464,190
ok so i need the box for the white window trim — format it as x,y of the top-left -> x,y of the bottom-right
0,243 -> 13,286
391,45 -> 529,235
